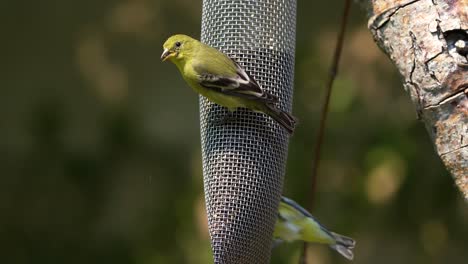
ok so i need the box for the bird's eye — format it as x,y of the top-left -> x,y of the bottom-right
175,41 -> 181,47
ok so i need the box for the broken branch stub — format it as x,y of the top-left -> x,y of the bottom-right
368,0 -> 468,199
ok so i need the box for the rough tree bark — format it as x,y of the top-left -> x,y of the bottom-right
367,0 -> 467,199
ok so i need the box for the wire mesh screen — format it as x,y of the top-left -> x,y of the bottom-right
200,0 -> 296,262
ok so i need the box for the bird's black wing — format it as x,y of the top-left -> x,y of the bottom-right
194,58 -> 278,103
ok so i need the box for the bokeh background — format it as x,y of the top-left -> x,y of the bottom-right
1,0 -> 467,263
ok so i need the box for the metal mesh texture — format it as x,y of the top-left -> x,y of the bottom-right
200,0 -> 296,263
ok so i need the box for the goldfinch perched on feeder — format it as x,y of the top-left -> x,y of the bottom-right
275,196 -> 356,260
161,34 -> 297,133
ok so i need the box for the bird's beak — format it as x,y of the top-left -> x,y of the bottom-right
161,49 -> 172,61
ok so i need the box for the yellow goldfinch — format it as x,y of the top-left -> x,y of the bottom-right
275,196 -> 356,260
161,34 -> 297,133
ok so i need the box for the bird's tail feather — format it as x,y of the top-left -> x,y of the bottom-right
264,104 -> 297,134
329,232 -> 355,260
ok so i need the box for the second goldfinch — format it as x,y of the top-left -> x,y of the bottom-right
161,34 -> 297,133
275,196 -> 356,260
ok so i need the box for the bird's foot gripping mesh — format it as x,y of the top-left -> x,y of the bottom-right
200,0 -> 296,263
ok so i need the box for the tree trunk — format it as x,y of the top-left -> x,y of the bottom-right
367,0 -> 467,199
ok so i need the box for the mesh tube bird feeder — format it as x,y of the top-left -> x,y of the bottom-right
200,0 -> 297,262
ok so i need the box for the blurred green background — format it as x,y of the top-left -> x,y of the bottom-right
1,0 -> 467,263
